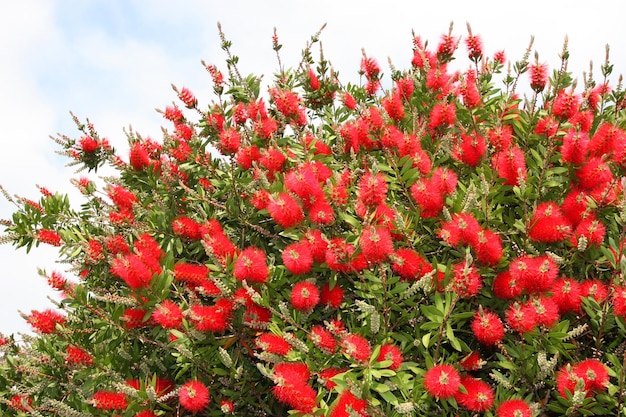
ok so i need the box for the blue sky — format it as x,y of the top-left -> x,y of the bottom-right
1,0 -> 624,336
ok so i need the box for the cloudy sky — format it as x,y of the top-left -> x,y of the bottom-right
1,0 -> 624,336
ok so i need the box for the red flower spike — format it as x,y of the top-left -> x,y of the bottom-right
391,248 -> 433,280
233,247 -> 269,283
356,172 -> 388,208
580,279 -> 608,303
291,281 -> 320,312
459,351 -> 484,371
310,325 -> 336,353
423,364 -> 461,399
360,226 -> 394,265
528,202 -> 572,243
342,92 -> 357,110
329,390 -> 369,417
454,376 -> 494,412
179,380 -> 210,413
320,282 -> 345,308
556,365 -> 583,399
36,229 -> 62,246
218,128 -> 241,154
449,261 -> 482,298
529,63 -> 549,92
340,333 -> 372,363
492,271 -> 523,300
152,300 -> 184,329
318,367 -> 345,389
178,87 -> 197,108
492,145 -> 527,186
190,299 -> 232,332
471,309 -> 505,346
473,228 -> 503,266
267,192 -> 304,229
129,141 -> 151,170
91,391 -> 128,410
256,333 -> 292,356
172,216 -> 203,240
27,309 -> 66,334
574,359 -> 610,392
526,296 -> 560,328
561,129 -> 589,165
571,216 -> 606,248
66,345 -> 94,366
377,343 -> 404,370
496,399 -> 533,417
282,241 -> 314,275
452,132 -> 487,167
505,302 -> 537,334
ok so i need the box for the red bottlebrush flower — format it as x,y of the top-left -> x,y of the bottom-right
272,363 -> 316,413
122,307 -> 150,329
341,333 -> 372,363
561,129 -> 590,165
580,279 -> 608,303
86,239 -> 104,263
465,33 -> 483,60
178,86 -> 197,108
423,364 -> 461,399
449,262 -> 482,298
110,254 -> 154,289
590,122 -> 626,158
462,69 -> 481,108
129,141 -> 151,170
452,132 -> 487,167
473,228 -> 503,266
270,88 -> 307,125
460,351 -> 484,371
391,248 -> 433,280
179,380 -> 210,413
553,89 -> 581,120
310,325 -> 336,353
221,400 -> 234,414
152,300 -> 183,329
342,92 -> 357,109
234,247 -> 269,283
535,115 -> 559,137
571,216 -> 606,248
27,309 -> 65,333
526,296 -> 560,328
360,56 -> 380,79
243,303 -> 272,329
439,213 -> 481,247
66,345 -> 93,366
455,376 -> 494,412
495,399 -> 532,417
190,299 -> 232,332
307,67 -> 320,90
233,102 -> 248,124
574,359 -> 610,392
377,343 -> 403,370
528,201 -> 572,243
396,76 -> 414,100
319,367 -> 345,389
267,192 -> 305,229
46,271 -> 67,291
426,64 -> 451,92
79,136 -> 99,153
107,184 -> 137,211
91,391 -> 128,410
509,254 -> 558,295
428,102 -> 456,130
556,365 -> 583,398
325,237 -> 357,272
251,188 -> 270,210
492,146 -> 527,186
256,333 -> 292,356
219,127 -> 241,154
493,271 -> 523,300
562,189 -> 592,226
255,117 -> 279,139
163,105 -> 184,123
304,228 -> 328,264
105,235 -> 130,255
172,216 -> 202,240
309,199 -> 336,225
487,125 -> 513,151
174,262 -> 209,285
320,282 -> 344,308
529,62 -> 548,92
8,395 -> 32,411
282,241 -> 314,275
329,390 -> 369,417
36,229 -> 62,246
135,411 -> 157,417
493,50 -> 506,64
382,91 -> 405,121
505,302 -> 537,334
360,226 -> 394,264
304,133 -> 332,155
291,281 -> 320,312
612,285 -> 626,317
175,122 -> 193,141
410,177 -> 445,218
471,309 -> 505,346
357,172 -> 388,208
576,157 -> 613,190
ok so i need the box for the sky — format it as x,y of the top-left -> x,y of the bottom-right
0,0 -> 624,336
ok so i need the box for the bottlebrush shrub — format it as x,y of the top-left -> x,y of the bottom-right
2,22 -> 626,417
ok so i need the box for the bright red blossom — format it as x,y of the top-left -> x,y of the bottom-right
291,281 -> 320,312
455,376 -> 494,412
91,391 -> 127,410
179,380 -> 210,413
423,364 -> 461,399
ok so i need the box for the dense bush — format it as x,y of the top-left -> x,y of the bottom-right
1,22 -> 626,416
